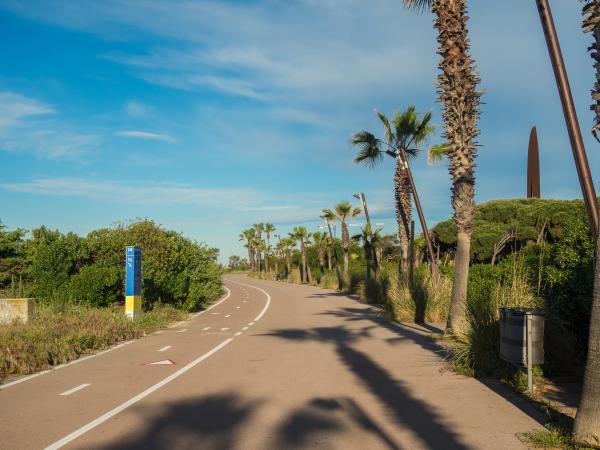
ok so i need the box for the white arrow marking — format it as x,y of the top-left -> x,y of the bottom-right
60,384 -> 90,396
145,359 -> 175,366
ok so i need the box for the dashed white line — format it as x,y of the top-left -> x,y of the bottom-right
242,327 -> 249,331
221,328 -> 230,331
45,338 -> 234,450
236,306 -> 240,309
190,287 -> 231,318
225,314 -> 231,318
226,279 -> 271,323
158,346 -> 171,352
234,332 -> 242,336
177,329 -> 187,333
153,331 -> 164,335
202,327 -> 211,331
248,322 -> 255,326
60,384 -> 91,397
210,312 -> 220,315
243,300 -> 247,303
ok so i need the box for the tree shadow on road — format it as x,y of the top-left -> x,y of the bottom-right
266,326 -> 470,450
96,393 -> 260,450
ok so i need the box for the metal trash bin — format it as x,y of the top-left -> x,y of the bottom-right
499,308 -> 544,366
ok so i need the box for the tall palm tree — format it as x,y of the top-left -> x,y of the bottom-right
404,0 -> 482,333
322,202 -> 361,285
278,237 -> 294,279
352,107 -> 439,280
264,223 -> 275,272
573,3 -> 600,445
352,224 -> 382,282
238,228 -> 257,272
312,231 -> 327,274
290,227 -> 312,284
253,223 -> 265,271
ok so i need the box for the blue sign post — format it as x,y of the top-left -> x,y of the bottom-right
125,246 -> 142,319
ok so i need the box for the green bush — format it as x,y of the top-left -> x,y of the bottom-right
69,265 -> 120,307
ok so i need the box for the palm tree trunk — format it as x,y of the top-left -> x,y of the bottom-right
432,0 -> 481,334
372,244 -> 381,282
301,242 -> 307,284
574,234 -> 600,447
394,158 -> 412,278
327,247 -> 332,271
318,249 -> 325,274
364,243 -> 371,281
266,235 -> 270,272
341,222 -> 350,285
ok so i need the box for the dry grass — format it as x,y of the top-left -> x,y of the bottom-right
0,303 -> 185,381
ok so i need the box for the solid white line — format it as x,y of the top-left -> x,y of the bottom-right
0,340 -> 134,391
158,346 -> 171,352
60,384 -> 91,397
44,339 -> 234,450
225,279 -> 271,322
202,327 -> 211,331
221,327 -> 230,331
176,329 -> 187,333
190,286 -> 231,318
234,332 -> 242,336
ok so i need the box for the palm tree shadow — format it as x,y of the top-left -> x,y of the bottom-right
96,393 -> 260,450
265,326 -> 470,449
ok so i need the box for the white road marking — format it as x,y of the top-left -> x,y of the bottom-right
60,384 -> 91,397
190,287 -> 231,318
248,322 -> 255,326
234,332 -> 242,336
0,340 -> 133,391
153,331 -> 164,335
176,329 -> 187,333
202,326 -> 211,331
243,300 -> 247,303
236,306 -> 240,309
45,339 -> 234,450
158,346 -> 171,352
226,279 -> 271,322
221,327 -> 230,331
242,327 -> 249,331
210,312 -> 220,315
225,314 -> 231,318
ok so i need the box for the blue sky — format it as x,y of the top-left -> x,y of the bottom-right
0,0 -> 598,263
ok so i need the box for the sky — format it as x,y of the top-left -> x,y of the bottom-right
0,0 -> 599,264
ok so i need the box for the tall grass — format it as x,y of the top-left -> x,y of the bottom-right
387,267 -> 451,323
0,303 -> 185,381
450,256 -> 542,377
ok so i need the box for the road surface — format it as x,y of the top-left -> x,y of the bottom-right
0,275 -> 543,449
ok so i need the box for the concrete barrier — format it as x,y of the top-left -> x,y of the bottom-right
0,298 -> 36,324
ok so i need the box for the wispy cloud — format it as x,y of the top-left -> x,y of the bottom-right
0,177 -> 261,209
125,100 -> 152,118
0,91 -> 54,132
116,130 -> 175,142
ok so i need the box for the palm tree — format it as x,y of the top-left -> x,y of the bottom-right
290,227 -> 312,283
573,3 -> 600,445
264,223 -> 275,272
322,202 -> 361,285
238,228 -> 257,272
352,106 -> 440,282
404,0 -> 482,333
352,224 -> 382,282
253,223 -> 265,271
278,237 -> 294,279
312,231 -> 327,274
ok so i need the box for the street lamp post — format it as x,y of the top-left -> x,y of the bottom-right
535,0 -> 599,239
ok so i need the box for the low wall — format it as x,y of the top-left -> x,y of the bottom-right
0,298 -> 35,324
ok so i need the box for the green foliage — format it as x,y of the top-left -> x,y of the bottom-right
432,198 -> 588,263
1,219 -> 222,311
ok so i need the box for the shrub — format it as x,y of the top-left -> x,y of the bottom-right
69,265 -> 120,307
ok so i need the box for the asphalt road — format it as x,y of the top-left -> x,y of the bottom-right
0,275 -> 543,449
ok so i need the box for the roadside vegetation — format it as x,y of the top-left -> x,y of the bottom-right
0,219 -> 222,381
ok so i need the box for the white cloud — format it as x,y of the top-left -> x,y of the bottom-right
116,130 -> 175,142
0,91 -> 54,132
125,100 -> 151,118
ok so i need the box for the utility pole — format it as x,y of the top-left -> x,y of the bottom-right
527,126 -> 541,198
398,148 -> 440,283
535,0 -> 599,239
